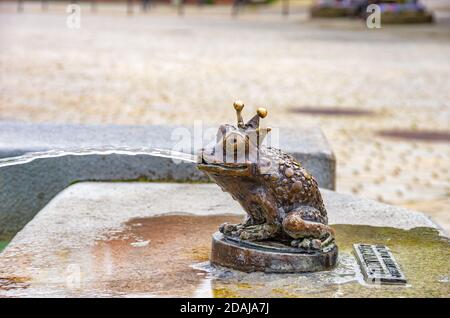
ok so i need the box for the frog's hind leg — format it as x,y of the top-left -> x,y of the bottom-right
282,207 -> 335,250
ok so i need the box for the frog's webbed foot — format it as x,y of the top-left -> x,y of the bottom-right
239,223 -> 281,241
290,233 -> 335,251
219,216 -> 258,236
219,222 -> 244,236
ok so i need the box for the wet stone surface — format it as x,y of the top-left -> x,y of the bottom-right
1,214 -> 448,298
0,182 -> 448,298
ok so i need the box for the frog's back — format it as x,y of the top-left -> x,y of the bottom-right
260,147 -> 328,224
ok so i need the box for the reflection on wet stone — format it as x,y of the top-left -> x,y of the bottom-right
1,214 -> 449,297
75,217 -> 450,297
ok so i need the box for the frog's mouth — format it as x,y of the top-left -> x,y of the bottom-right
197,154 -> 251,174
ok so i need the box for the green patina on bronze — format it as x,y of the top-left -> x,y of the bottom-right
0,241 -> 9,252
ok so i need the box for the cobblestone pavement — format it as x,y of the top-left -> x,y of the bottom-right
0,3 -> 449,231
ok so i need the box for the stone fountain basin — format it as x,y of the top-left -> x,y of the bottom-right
0,182 -> 448,298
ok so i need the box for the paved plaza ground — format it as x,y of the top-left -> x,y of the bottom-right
0,2 -> 449,231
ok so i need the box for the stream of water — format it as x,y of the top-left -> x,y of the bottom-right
0,147 -> 197,168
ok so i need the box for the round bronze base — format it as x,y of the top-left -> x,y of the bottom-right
210,232 -> 338,273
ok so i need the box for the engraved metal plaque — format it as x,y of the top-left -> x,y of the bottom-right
353,244 -> 407,285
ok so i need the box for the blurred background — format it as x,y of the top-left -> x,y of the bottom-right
0,0 -> 449,231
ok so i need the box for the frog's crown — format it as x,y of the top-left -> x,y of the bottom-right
233,100 -> 271,141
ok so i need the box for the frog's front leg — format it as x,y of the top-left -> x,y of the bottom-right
221,222 -> 280,241
236,189 -> 281,241
220,188 -> 281,241
219,213 -> 256,236
239,223 -> 281,241
219,222 -> 243,236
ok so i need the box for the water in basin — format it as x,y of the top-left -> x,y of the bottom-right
2,214 -> 447,297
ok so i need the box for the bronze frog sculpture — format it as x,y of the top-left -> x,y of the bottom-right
198,101 -> 335,251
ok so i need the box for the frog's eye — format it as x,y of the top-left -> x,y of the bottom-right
223,132 -> 247,163
225,132 -> 246,148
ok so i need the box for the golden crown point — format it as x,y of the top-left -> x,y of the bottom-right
233,100 -> 244,111
257,107 -> 267,118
